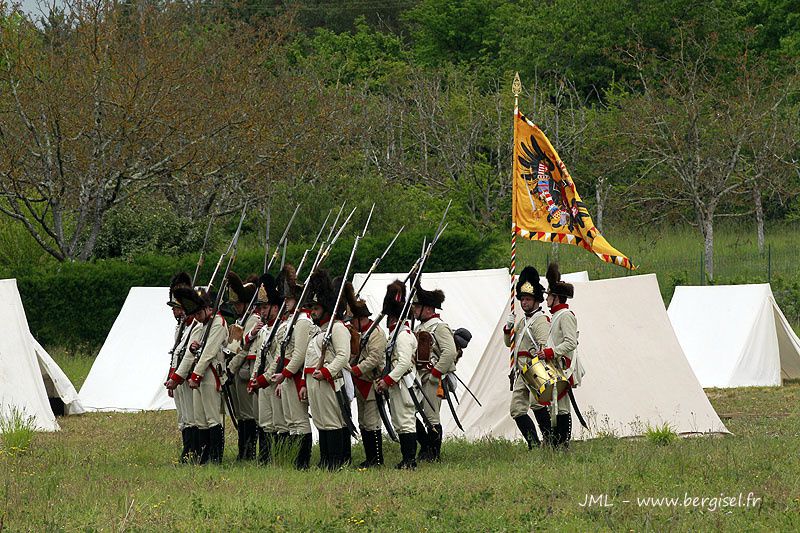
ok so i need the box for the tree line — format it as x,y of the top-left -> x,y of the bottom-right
1,0 -> 798,280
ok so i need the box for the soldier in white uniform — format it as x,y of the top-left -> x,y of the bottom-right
167,287 -> 228,464
301,270 -> 352,470
223,271 -> 260,461
374,280 -> 419,469
247,273 -> 281,464
412,281 -> 458,462
503,266 -> 551,448
537,263 -> 580,449
271,265 -> 314,470
165,272 -> 196,462
344,281 -> 387,468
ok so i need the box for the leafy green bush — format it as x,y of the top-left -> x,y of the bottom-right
94,205 -> 216,260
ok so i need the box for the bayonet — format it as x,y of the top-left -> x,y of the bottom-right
192,214 -> 216,287
355,224 -> 404,298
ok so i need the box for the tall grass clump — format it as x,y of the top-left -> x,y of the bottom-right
645,423 -> 678,446
0,407 -> 36,456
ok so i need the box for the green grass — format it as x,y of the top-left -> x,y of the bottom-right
0,407 -> 36,456
48,347 -> 96,391
1,384 -> 799,530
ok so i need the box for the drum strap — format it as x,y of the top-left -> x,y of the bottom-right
515,310 -> 544,362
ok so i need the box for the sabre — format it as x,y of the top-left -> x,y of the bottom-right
192,214 -> 216,287
451,372 -> 482,407
354,224 -> 405,299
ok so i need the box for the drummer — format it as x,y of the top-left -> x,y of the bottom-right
503,266 -> 551,448
536,263 -> 580,449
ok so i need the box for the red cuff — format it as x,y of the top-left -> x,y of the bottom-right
281,368 -> 294,379
245,354 -> 256,360
244,333 -> 254,345
430,367 -> 443,379
383,375 -> 396,386
319,367 -> 333,383
351,365 -> 362,378
299,379 -> 306,388
168,367 -> 175,375
169,372 -> 184,384
543,348 -> 555,361
255,374 -> 269,388
189,372 -> 203,383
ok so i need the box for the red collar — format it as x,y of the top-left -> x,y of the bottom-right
267,317 -> 277,327
388,319 -> 398,333
357,319 -> 373,333
182,317 -> 193,326
549,303 -> 569,313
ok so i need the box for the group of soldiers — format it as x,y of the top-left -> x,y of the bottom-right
162,222 -> 580,470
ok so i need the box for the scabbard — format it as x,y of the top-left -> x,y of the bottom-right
376,391 -> 399,442
568,388 -> 588,429
335,388 -> 358,437
443,385 -> 464,432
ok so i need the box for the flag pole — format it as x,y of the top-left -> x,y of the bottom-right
510,72 -> 522,368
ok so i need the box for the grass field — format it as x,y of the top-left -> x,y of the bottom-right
3,374 -> 799,530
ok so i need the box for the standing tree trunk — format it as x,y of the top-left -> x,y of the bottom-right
751,178 -> 765,254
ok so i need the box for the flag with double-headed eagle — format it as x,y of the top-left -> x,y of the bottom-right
513,107 -> 635,270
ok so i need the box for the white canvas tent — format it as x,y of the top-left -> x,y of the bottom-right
79,287 -> 177,412
668,284 -> 800,388
452,275 -> 728,440
0,279 -> 84,431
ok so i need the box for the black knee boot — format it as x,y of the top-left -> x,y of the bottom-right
236,420 -> 246,460
209,425 -> 224,464
188,426 -> 201,463
198,428 -> 212,465
360,429 -> 383,467
416,420 -> 430,461
430,424 -> 442,462
396,432 -> 417,469
555,413 -> 572,449
258,428 -> 272,465
340,428 -> 352,468
245,420 -> 258,460
295,433 -> 312,470
317,429 -> 331,470
533,409 -> 554,447
180,427 -> 192,463
513,414 -> 541,449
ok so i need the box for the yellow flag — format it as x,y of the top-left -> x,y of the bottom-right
513,107 -> 634,269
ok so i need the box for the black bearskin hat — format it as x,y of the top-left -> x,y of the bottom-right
308,269 -> 338,315
343,280 -> 371,319
277,264 -> 302,300
412,278 -> 445,309
168,271 -> 192,308
545,262 -> 574,300
382,280 -> 406,318
227,271 -> 257,304
173,286 -> 211,315
516,266 -> 545,302
257,272 -> 282,307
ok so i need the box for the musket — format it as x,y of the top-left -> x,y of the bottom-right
206,203 -> 247,290
359,220 -> 449,352
192,214 -> 216,287
238,204 -> 299,328
354,224 -> 405,299
262,207 -> 271,275
276,205 -> 354,372
313,206 -> 372,437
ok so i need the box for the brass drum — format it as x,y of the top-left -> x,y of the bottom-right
521,356 -> 569,403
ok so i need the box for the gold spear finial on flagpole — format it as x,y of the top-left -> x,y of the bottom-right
512,71 -> 521,108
